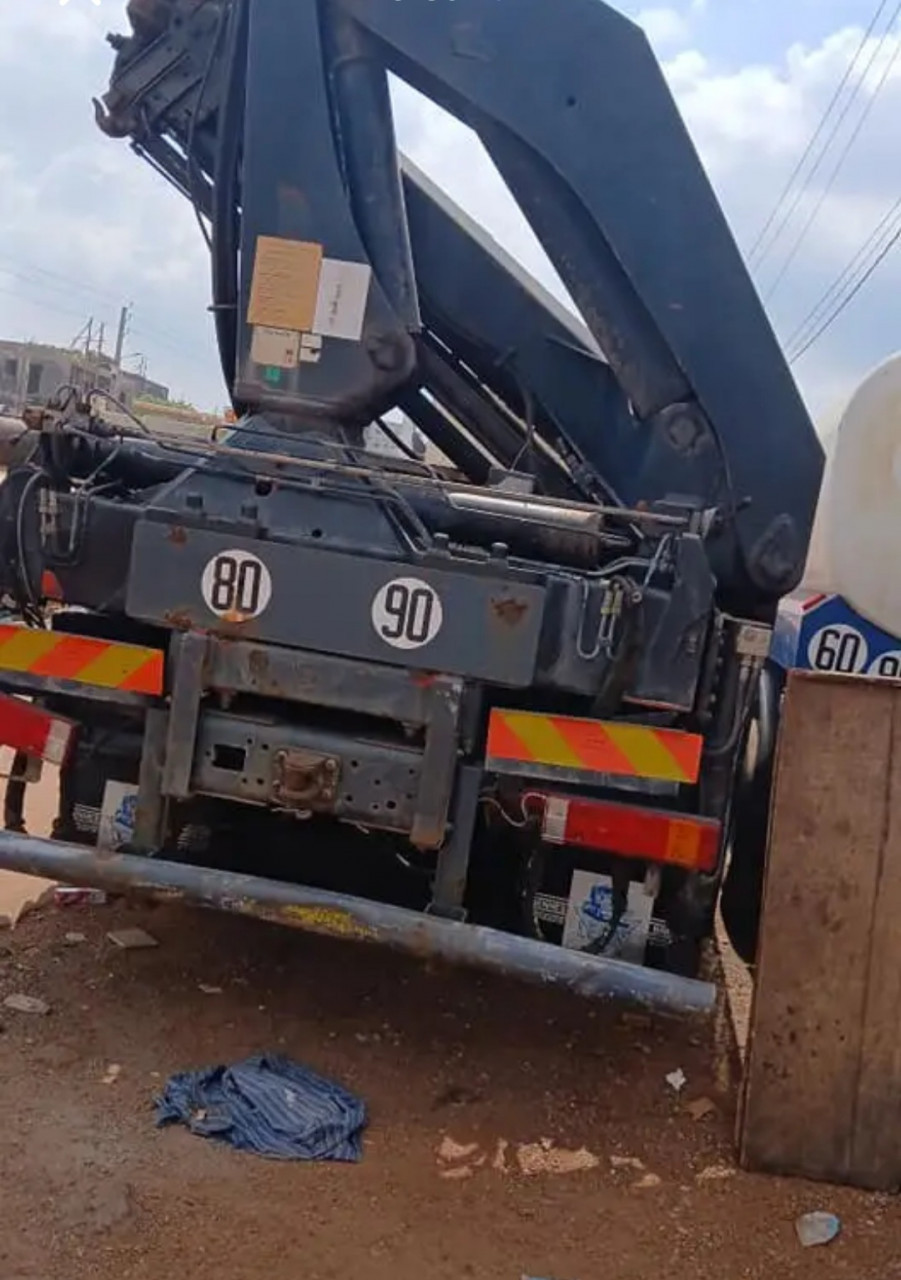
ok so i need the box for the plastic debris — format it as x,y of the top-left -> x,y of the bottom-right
516,1143 -> 599,1176
796,1211 -> 841,1248
3,993 -> 49,1015
102,1063 -> 122,1085
696,1163 -> 736,1182
665,1068 -> 687,1093
438,1136 -> 479,1162
107,927 -> 158,950
492,1138 -> 510,1172
63,931 -> 87,946
155,1053 -> 367,1161
54,887 -> 107,907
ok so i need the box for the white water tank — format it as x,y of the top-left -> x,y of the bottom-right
802,352 -> 901,637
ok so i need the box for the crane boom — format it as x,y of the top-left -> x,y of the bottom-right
96,0 -> 823,609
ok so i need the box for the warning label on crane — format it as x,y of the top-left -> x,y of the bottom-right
247,236 -> 322,332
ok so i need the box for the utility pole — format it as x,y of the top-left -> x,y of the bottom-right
71,317 -> 94,353
14,347 -> 30,411
114,303 -> 132,368
96,322 -> 105,357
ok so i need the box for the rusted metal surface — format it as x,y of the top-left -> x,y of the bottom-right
0,667 -> 156,710
0,829 -> 716,1016
490,596 -> 529,627
271,748 -> 340,808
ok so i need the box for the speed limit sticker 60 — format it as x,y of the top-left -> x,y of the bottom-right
371,577 -> 443,650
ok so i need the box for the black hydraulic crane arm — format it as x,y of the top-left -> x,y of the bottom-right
95,0 -> 823,612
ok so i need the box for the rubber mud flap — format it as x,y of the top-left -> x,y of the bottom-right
720,756 -> 772,966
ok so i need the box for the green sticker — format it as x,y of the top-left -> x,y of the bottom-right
262,366 -> 282,385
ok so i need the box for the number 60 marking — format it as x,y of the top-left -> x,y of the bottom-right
371,577 -> 443,650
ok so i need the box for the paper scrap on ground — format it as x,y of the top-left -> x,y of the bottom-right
107,927 -> 158,950
3,993 -> 50,1015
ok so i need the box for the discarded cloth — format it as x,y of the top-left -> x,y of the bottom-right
155,1053 -> 367,1161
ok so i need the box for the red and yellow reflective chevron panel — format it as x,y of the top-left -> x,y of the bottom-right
0,625 -> 164,696
486,709 -> 702,784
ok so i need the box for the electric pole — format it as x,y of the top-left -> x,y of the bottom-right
71,317 -> 94,354
114,303 -> 132,368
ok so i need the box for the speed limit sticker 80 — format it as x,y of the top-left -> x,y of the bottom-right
201,549 -> 272,621
371,577 -> 443,650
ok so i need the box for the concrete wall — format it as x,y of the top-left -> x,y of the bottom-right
0,339 -> 169,413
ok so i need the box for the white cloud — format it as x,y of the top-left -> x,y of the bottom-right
636,7 -> 690,49
0,3 -> 898,430
662,25 -> 901,418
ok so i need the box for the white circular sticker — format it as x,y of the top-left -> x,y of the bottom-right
371,577 -> 443,650
201,549 -> 272,621
868,649 -> 901,680
806,623 -> 868,674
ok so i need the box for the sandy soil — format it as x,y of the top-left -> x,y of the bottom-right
0,898 -> 898,1279
0,768 -> 898,1278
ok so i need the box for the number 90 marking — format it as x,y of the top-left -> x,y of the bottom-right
371,577 -> 443,650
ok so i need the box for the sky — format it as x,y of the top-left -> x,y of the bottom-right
0,0 -> 899,430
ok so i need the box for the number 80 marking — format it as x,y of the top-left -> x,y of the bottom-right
371,577 -> 443,650
201,549 -> 272,620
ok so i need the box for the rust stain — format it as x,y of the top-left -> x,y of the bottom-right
163,609 -> 194,631
491,596 -> 529,627
167,525 -> 187,546
411,672 -> 437,688
248,648 -> 269,681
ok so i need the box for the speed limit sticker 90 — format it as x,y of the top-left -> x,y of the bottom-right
371,577 -> 443,650
201,549 -> 272,621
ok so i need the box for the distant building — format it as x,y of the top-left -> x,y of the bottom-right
0,338 -> 169,412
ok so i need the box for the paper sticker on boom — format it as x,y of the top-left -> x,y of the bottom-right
201,549 -> 272,622
806,623 -> 868,674
371,576 -> 443,650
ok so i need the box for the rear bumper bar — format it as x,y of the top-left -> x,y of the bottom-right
0,828 -> 715,1017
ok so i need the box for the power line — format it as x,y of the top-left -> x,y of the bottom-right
0,281 -> 93,324
789,221 -> 901,363
764,16 -> 901,302
785,194 -> 901,353
749,0 -> 897,268
0,254 -> 122,308
0,264 -> 212,365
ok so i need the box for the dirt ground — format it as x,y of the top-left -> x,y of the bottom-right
0,777 -> 899,1279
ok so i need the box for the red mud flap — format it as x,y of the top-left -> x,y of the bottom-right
0,692 -> 77,766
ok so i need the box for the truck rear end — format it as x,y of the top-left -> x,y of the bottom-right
0,0 -> 824,1013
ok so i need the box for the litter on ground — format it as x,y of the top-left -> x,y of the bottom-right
796,1211 -> 841,1248
154,1053 -> 367,1161
3,993 -> 49,1015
